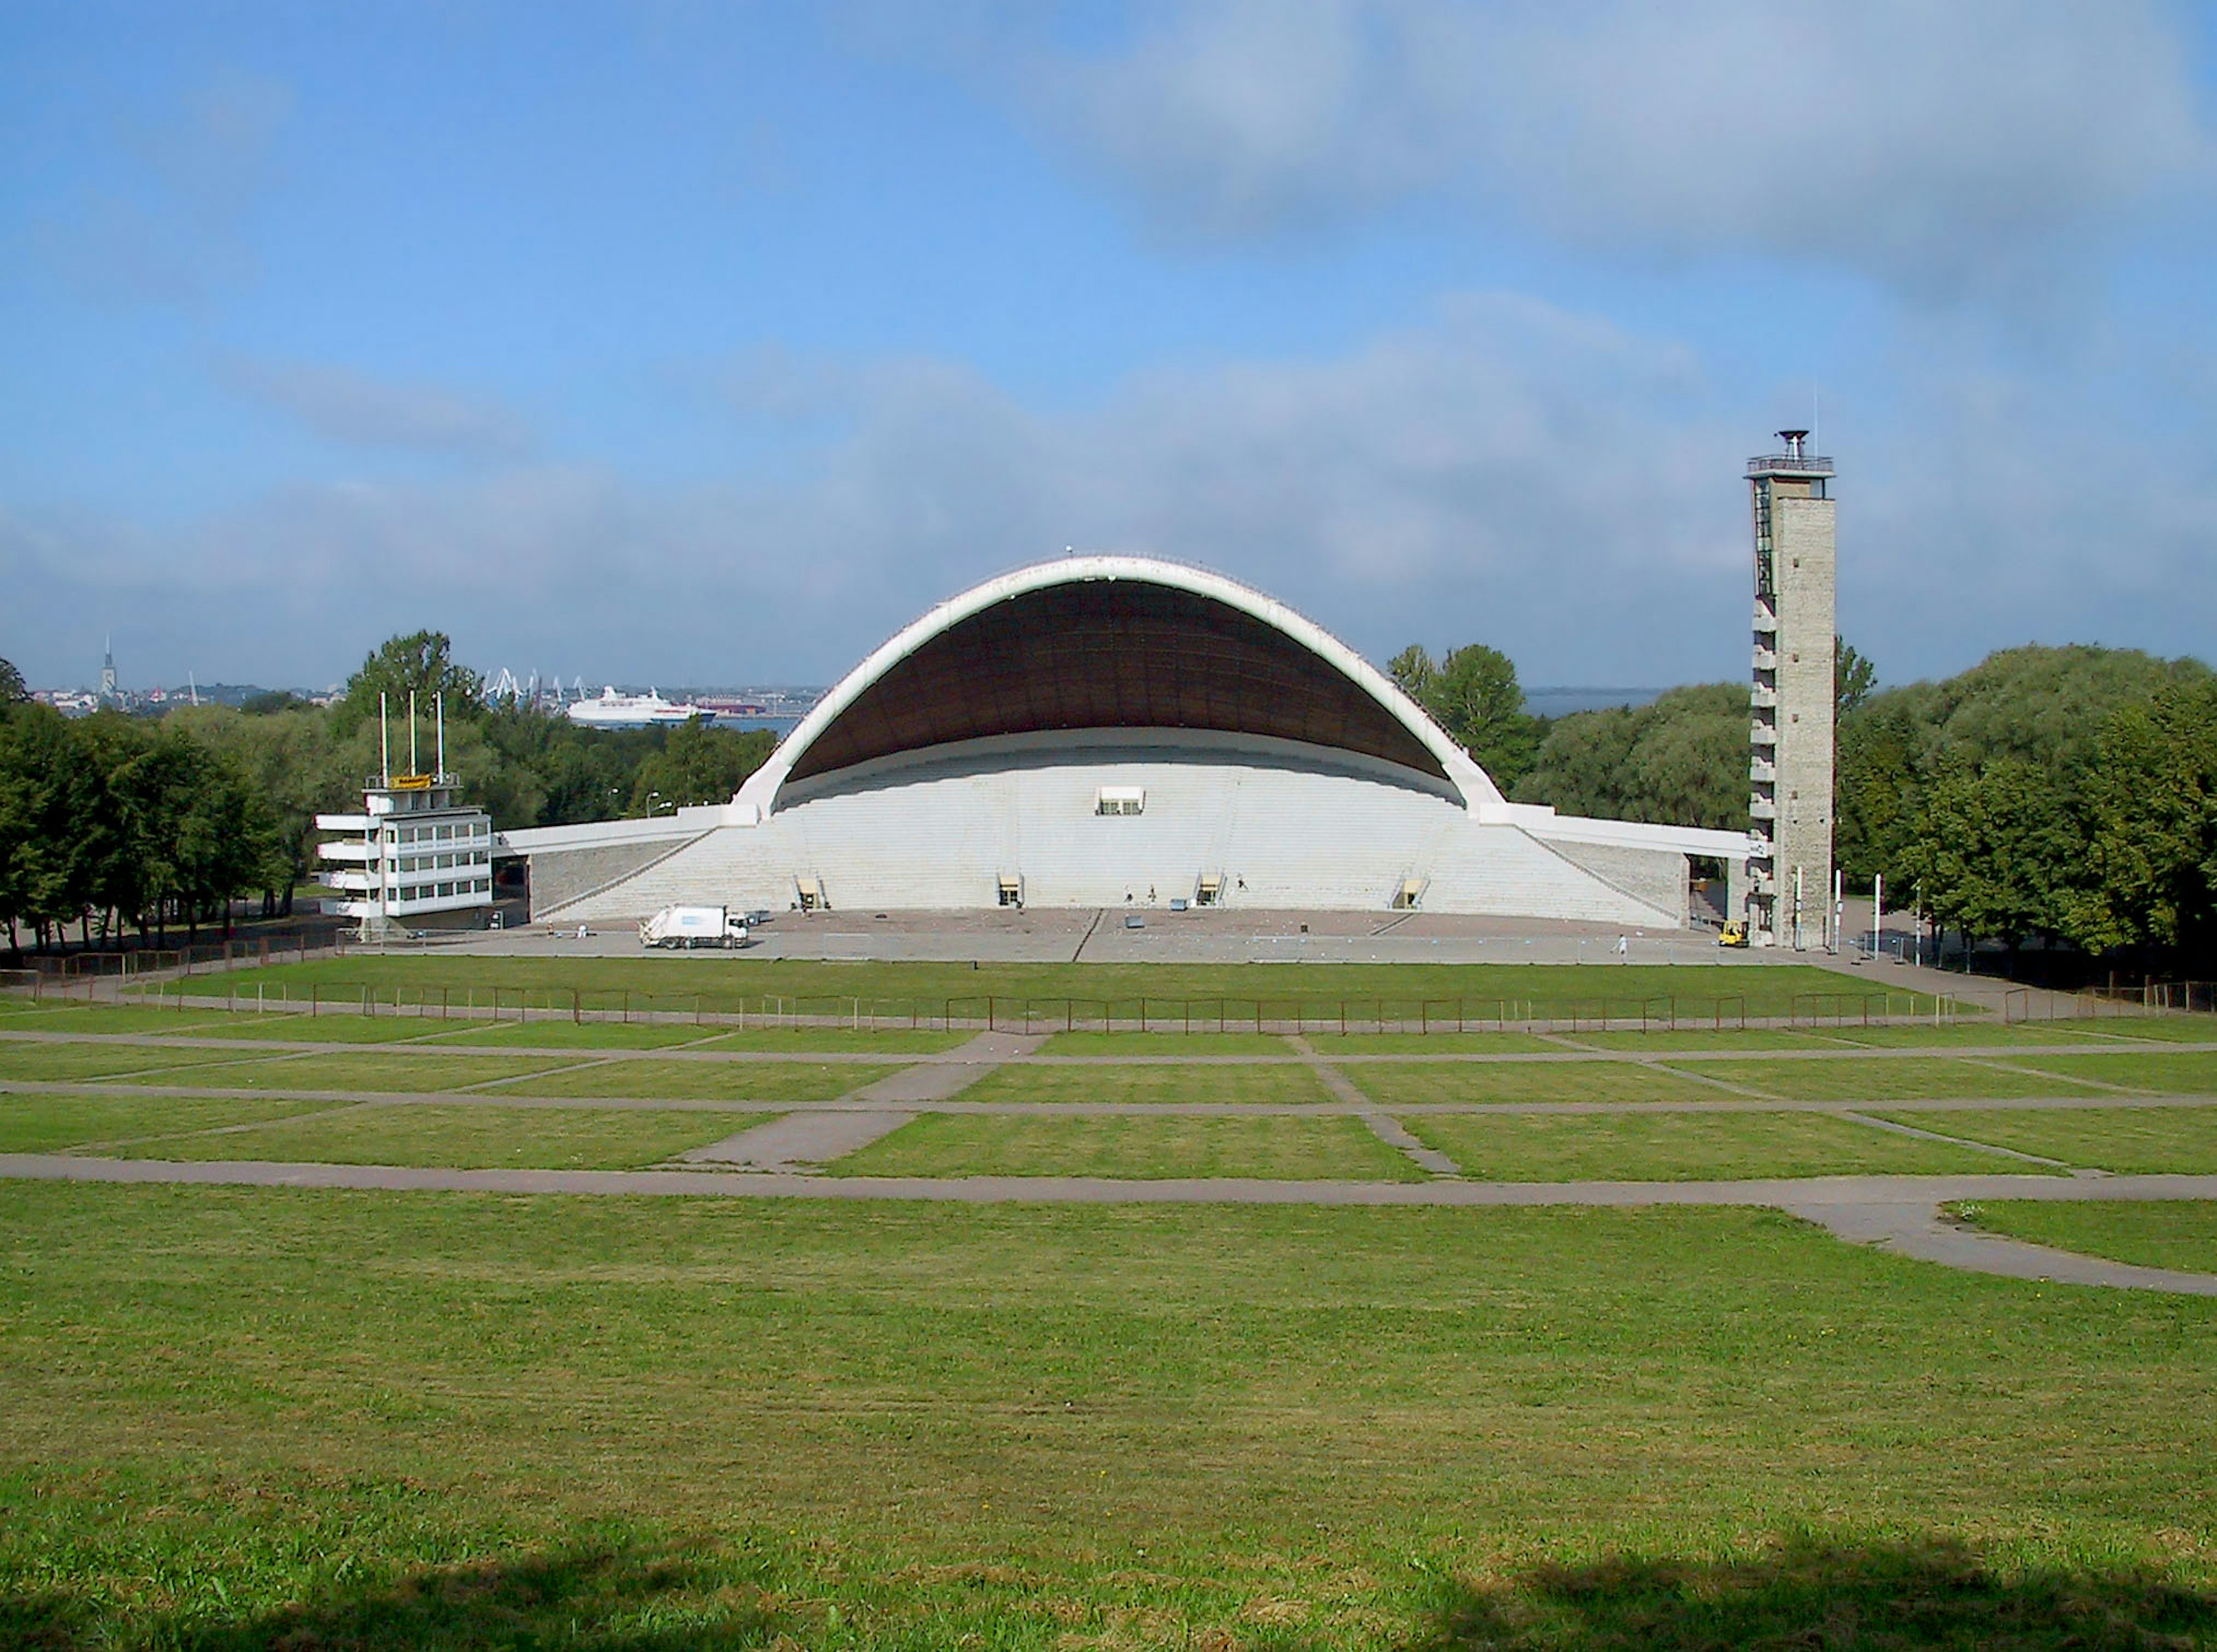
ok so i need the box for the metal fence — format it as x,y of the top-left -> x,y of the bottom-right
48,982 -> 1986,1036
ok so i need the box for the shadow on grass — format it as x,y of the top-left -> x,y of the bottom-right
10,1534 -> 2217,1650
1418,1536 -> 2217,1650
3,1545 -> 796,1651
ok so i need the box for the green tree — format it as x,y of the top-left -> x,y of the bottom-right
1835,643 -> 2208,896
170,704 -> 356,915
1835,638 -> 1876,721
1516,685 -> 1748,831
2066,679 -> 2217,958
333,631 -> 483,741
0,703 -> 85,951
69,713 -> 152,943
1386,645 -> 1436,704
0,656 -> 27,704
1835,692 -> 1922,887
1897,758 -> 2085,952
1387,642 -> 1541,790
1428,644 -> 1540,789
628,721 -> 777,814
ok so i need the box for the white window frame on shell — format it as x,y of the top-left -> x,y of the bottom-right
1095,786 -> 1145,817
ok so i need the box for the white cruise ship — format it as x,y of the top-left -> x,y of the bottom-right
565,687 -> 718,729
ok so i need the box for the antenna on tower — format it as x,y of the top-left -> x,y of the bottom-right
436,693 -> 447,781
408,691 -> 419,776
379,693 -> 391,786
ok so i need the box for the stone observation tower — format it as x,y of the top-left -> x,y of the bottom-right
1745,431 -> 1836,948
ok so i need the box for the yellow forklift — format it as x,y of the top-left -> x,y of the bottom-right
1716,921 -> 1750,948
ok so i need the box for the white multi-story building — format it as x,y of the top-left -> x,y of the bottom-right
316,772 -> 493,935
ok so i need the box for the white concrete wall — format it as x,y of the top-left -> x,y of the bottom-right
542,739 -> 1681,926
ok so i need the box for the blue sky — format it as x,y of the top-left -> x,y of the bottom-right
4,1 -> 2214,694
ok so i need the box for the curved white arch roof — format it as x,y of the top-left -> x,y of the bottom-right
731,556 -> 1502,818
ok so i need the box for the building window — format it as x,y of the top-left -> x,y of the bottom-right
1096,786 -> 1145,816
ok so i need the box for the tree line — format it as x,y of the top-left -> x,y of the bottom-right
0,633 -> 775,952
1394,636 -> 2216,969
10,626 -> 2213,967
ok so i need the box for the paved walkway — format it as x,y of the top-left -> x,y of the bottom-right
1779,1194 -> 2217,1296
681,1109 -> 914,1171
677,1030 -> 1041,1169
1288,1036 -> 1462,1176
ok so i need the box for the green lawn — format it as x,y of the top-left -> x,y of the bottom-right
0,1043 -> 294,1083
106,1051 -> 583,1094
421,1020 -> 740,1050
188,955 -> 1875,1020
1551,1029 -> 1847,1052
959,1063 -> 1335,1108
103,1103 -> 747,1171
135,1012 -> 476,1043
1678,1057 -> 2107,1102
1795,1024 -> 2125,1050
1346,1061 -> 1729,1107
686,1028 -> 975,1054
0,1092 -> 331,1153
2056,1015 -> 2217,1043
1305,1030 -> 1566,1054
415,1021 -> 968,1053
1957,1199 -> 2217,1274
1036,1030 -> 1300,1055
3,1186 -> 2214,1649
1404,1110 -> 2048,1182
2001,1051 -> 2217,1094
1888,1105 -> 2217,1174
834,1113 -> 1428,1180
0,1004 -> 268,1036
482,1059 -> 891,1103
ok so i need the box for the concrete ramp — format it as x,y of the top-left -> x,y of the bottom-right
680,1109 -> 912,1172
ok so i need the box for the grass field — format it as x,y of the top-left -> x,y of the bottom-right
1401,1110 -> 2032,1181
960,1063 -> 1336,1108
1999,1051 -> 2217,1093
1304,1030 -> 1567,1054
423,1020 -> 743,1049
1890,1105 -> 2217,1175
427,1022 -> 972,1053
96,1102 -> 749,1171
1346,1062 -> 1729,1107
480,1059 -> 890,1103
1547,1028 -> 1847,1052
0,1042 -> 310,1082
8,970 -> 2217,1642
103,1051 -> 583,1093
1960,1199 -> 2217,1273
0,1092 -> 329,1153
3,1184 -> 2214,1649
1804,1023 -> 2151,1049
1036,1030 -> 1299,1055
834,1113 -> 1428,1181
176,955 -> 1893,1020
1677,1057 -> 2110,1102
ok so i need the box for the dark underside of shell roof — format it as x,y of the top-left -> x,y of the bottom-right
786,577 -> 1447,784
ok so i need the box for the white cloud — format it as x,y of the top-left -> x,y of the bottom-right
940,0 -> 2212,290
7,293 -> 2215,694
215,356 -> 537,458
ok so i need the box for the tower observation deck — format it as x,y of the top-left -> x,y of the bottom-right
1744,431 -> 1836,949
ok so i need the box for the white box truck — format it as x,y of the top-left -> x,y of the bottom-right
639,905 -> 749,949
